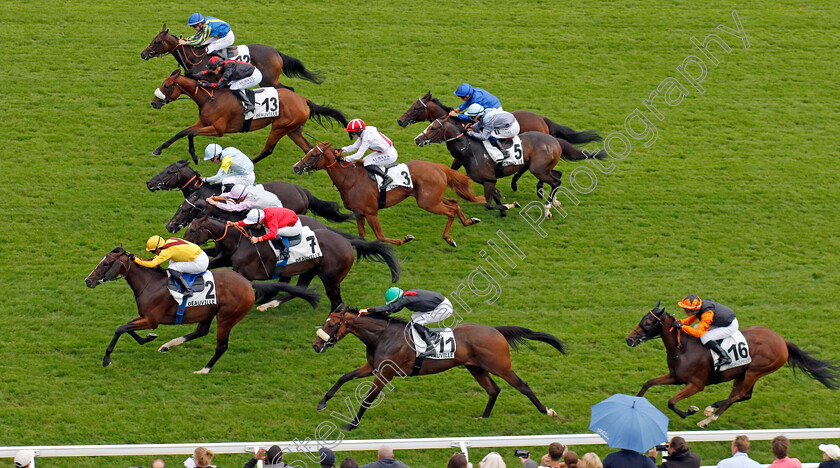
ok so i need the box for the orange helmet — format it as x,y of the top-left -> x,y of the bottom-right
678,294 -> 703,310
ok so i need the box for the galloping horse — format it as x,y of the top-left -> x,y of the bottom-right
312,306 -> 566,430
416,116 -> 607,218
397,92 -> 601,144
141,25 -> 322,88
626,300 -> 839,427
184,216 -> 401,310
85,246 -> 317,373
293,143 -> 486,247
147,159 -> 352,223
150,69 -> 347,163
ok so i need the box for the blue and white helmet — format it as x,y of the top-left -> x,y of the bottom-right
464,103 -> 485,117
244,209 -> 265,225
203,143 -> 223,161
188,13 -> 205,26
454,83 -> 475,97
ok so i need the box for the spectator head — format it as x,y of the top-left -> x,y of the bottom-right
193,447 -> 214,467
479,452 -> 506,468
549,443 -> 567,461
564,451 -> 580,468
522,460 -> 538,468
319,448 -> 336,468
732,435 -> 750,454
819,444 -> 840,461
378,446 -> 395,460
152,458 -> 167,468
14,450 -> 35,468
669,437 -> 688,453
772,436 -> 790,460
340,457 -> 359,468
449,452 -> 470,468
580,453 -> 602,468
266,445 -> 284,465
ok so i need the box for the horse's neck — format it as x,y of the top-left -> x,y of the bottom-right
350,317 -> 389,345
447,138 -> 480,169
427,102 -> 448,120
660,319 -> 685,356
176,77 -> 206,104
325,161 -> 367,192
125,262 -> 164,295
180,172 -> 208,197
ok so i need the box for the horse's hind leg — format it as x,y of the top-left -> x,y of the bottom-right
252,127 -> 291,164
158,319 -> 212,353
127,330 -> 159,345
102,317 -> 155,368
257,272 -> 316,311
466,365 -> 501,418
196,307 -> 248,374
698,372 -> 762,428
492,368 -> 557,417
317,362 -> 375,411
415,195 -> 458,246
287,127 -> 313,153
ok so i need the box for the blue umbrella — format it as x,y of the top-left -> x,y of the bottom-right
589,393 -> 669,453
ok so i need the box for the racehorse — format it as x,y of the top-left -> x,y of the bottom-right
147,159 -> 352,223
150,69 -> 347,163
626,300 -> 840,427
141,25 -> 322,89
312,305 -> 566,430
184,215 -> 401,310
397,92 -> 601,145
293,143 -> 486,247
415,116 -> 607,218
84,246 -> 318,373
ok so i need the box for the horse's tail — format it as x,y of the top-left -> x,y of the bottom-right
304,188 -> 354,222
785,341 -> 840,390
443,167 -> 486,203
252,281 -> 321,308
278,52 -> 324,84
544,117 -> 602,144
349,238 -> 401,283
306,100 -> 349,128
557,138 -> 609,161
495,326 -> 567,354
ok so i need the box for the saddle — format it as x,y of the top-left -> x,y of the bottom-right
497,137 -> 515,150
365,162 -> 401,182
269,234 -> 302,251
167,272 -> 207,294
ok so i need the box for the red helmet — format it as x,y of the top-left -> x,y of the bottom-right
207,56 -> 224,70
345,119 -> 366,132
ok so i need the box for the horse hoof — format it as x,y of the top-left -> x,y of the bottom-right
513,202 -> 521,208
102,357 -> 111,367
404,235 -> 415,242
697,421 -> 708,428
341,423 -> 358,432
146,333 -> 158,342
194,367 -> 211,374
152,149 -> 162,156
686,405 -> 699,416
499,210 -> 507,218
256,305 -> 268,312
547,408 -> 558,417
470,218 -> 481,224
704,405 -> 715,416
158,346 -> 169,353
446,239 -> 457,248
316,402 -> 327,411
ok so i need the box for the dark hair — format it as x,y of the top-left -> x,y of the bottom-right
564,451 -> 580,468
448,453 -> 469,468
340,457 -> 359,468
772,436 -> 790,459
549,443 -> 566,461
669,437 -> 688,453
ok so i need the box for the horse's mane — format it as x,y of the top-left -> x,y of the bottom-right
341,306 -> 407,324
111,246 -> 125,254
430,97 -> 453,112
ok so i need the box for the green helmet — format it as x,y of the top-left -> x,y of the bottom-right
385,287 -> 404,304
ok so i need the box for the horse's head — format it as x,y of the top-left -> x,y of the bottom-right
167,193 -> 208,233
151,69 -> 184,109
415,116 -> 463,147
183,215 -> 212,245
147,159 -> 196,191
313,303 -> 359,353
85,246 -> 130,288
141,24 -> 173,60
626,299 -> 673,347
397,91 -> 434,127
294,143 -> 334,175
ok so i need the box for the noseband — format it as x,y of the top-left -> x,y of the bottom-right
322,312 -> 353,348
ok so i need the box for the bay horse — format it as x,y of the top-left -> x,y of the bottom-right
184,215 -> 401,310
415,116 -> 607,218
141,25 -> 322,88
146,159 -> 352,223
397,92 -> 601,144
626,300 -> 839,427
150,69 -> 347,163
293,143 -> 486,247
84,246 -> 318,373
312,305 -> 566,430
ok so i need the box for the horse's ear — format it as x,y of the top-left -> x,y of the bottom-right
425,90 -> 432,98
170,68 -> 181,77
654,299 -> 661,310
162,24 -> 167,32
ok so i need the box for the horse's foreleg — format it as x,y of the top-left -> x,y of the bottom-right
466,365 -> 501,418
152,124 -> 220,156
158,320 -> 212,353
342,366 -> 395,431
667,383 -> 704,419
511,166 -> 528,192
365,213 -> 412,245
103,317 -> 155,367
481,182 -> 510,217
127,330 -> 158,345
450,159 -> 463,171
637,372 -> 678,396
317,362 -> 375,411
355,214 -> 367,238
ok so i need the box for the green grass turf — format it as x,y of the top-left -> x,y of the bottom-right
2,0 -> 839,467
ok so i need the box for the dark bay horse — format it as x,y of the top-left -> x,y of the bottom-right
150,69 -> 347,163
293,143 -> 485,247
397,92 -> 601,145
184,216 -> 400,310
147,159 -> 352,223
84,246 -> 317,373
141,25 -> 322,88
312,306 -> 566,430
626,300 -> 839,427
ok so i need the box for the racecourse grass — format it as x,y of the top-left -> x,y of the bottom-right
2,0 -> 840,467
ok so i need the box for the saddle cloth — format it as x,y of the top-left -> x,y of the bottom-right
269,226 -> 323,267
250,87 -> 280,120
371,163 -> 413,191
713,330 -> 751,371
408,327 -> 456,360
166,271 -> 218,307
481,135 -> 524,166
222,45 -> 251,62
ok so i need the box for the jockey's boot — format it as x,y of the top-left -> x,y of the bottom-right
366,165 -> 393,191
412,322 -> 440,358
169,270 -> 195,297
704,339 -> 732,368
276,237 -> 290,262
235,89 -> 255,116
492,138 -> 508,154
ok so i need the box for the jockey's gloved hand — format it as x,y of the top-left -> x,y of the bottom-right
127,253 -> 136,261
673,321 -> 683,329
197,80 -> 210,88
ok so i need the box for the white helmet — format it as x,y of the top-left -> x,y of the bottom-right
228,184 -> 249,199
464,103 -> 485,117
203,143 -> 223,161
244,208 -> 265,224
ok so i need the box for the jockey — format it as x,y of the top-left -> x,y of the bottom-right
360,287 -> 455,358
448,82 -> 503,121
464,103 -> 521,169
197,56 -> 262,115
134,235 -> 209,297
338,119 -> 398,192
202,144 -> 256,187
673,295 -> 737,368
206,184 -> 282,212
179,13 -> 235,56
234,207 -> 302,261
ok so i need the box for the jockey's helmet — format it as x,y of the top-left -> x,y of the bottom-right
345,119 -> 366,133
187,13 -> 205,26
228,184 -> 248,199
454,83 -> 475,97
464,103 -> 485,117
146,235 -> 165,252
206,56 -> 224,70
203,143 -> 223,161
244,209 -> 265,225
678,294 -> 703,310
385,287 -> 404,304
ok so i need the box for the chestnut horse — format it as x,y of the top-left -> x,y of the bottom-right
626,300 -> 839,427
84,246 -> 317,373
293,143 -> 485,247
150,69 -> 347,163
397,92 -> 601,144
141,25 -> 322,88
312,305 -> 566,430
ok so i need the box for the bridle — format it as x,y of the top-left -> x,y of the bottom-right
321,311 -> 353,348
636,308 -> 666,343
96,254 -> 131,285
